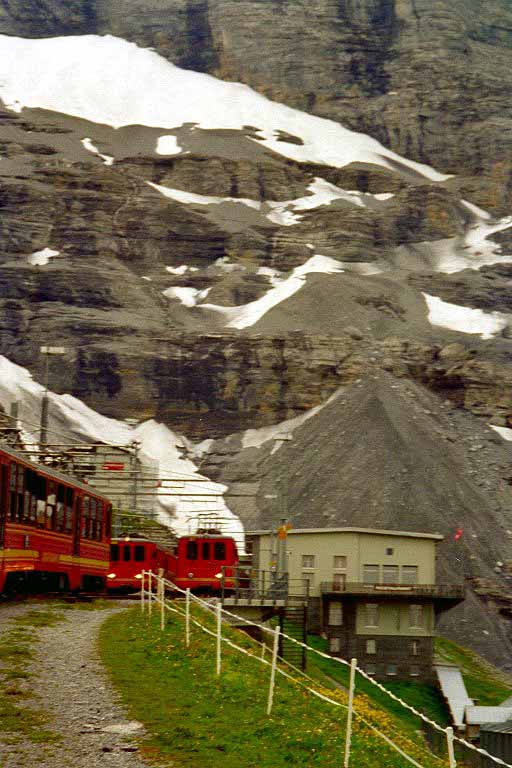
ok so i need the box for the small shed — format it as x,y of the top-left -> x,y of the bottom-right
465,706 -> 512,740
480,719 -> 512,766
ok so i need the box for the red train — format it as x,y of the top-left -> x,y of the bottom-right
108,533 -> 239,594
0,446 -> 112,594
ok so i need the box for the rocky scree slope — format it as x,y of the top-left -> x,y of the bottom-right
198,373 -> 512,667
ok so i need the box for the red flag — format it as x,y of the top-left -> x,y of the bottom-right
454,528 -> 463,541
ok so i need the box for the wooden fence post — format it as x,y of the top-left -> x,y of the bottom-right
185,588 -> 190,647
343,658 -> 357,768
267,626 -> 280,715
446,726 -> 457,768
216,599 -> 222,676
148,570 -> 153,618
141,569 -> 145,612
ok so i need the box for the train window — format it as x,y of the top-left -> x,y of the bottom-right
8,463 -> 16,521
123,545 -> 131,562
105,505 -> 112,539
96,502 -> 104,541
186,541 -> 198,560
111,544 -> 119,562
134,545 -> 145,562
82,496 -> 90,538
202,542 -> 210,560
46,482 -> 56,530
64,488 -> 73,535
214,542 -> 226,560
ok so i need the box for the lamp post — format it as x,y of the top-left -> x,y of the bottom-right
272,433 -> 292,576
39,346 -> 66,448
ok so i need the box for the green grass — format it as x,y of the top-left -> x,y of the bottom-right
435,637 -> 512,705
100,606 -> 446,768
306,635 -> 450,730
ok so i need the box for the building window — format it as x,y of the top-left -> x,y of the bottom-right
401,566 -> 418,585
302,554 -> 315,569
382,565 -> 399,584
363,564 -> 380,584
333,555 -> 347,570
410,666 -> 420,677
411,640 -> 420,656
387,664 -> 397,676
364,603 -> 379,628
386,547 -> 394,556
366,663 -> 376,676
329,637 -> 341,653
328,602 -> 343,626
333,573 -> 346,591
366,639 -> 376,655
409,604 -> 424,629
302,572 -> 314,590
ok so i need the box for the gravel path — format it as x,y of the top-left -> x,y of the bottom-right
0,602 -> 156,768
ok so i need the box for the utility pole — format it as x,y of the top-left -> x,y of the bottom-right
130,439 -> 141,518
39,346 -> 66,449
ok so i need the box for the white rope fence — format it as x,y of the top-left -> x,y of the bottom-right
140,571 -> 511,768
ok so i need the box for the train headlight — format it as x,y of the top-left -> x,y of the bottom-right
215,573 -> 222,579
188,572 -> 194,579
107,573 -> 116,579
135,574 -> 143,579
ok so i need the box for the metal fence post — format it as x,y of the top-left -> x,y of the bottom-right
343,658 -> 357,768
148,570 -> 153,618
267,625 -> 280,715
216,599 -> 222,676
141,569 -> 145,612
446,726 -> 457,768
185,588 -> 190,647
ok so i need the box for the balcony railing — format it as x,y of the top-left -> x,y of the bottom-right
320,582 -> 465,599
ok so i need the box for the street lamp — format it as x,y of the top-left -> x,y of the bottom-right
272,433 -> 292,575
39,346 -> 66,447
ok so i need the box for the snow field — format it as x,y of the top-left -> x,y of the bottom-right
422,294 -> 509,339
0,34 -> 449,180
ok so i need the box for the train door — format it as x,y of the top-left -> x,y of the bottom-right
72,495 -> 81,556
0,464 -> 6,548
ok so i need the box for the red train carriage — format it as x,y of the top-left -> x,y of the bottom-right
108,533 -> 239,594
0,446 -> 112,594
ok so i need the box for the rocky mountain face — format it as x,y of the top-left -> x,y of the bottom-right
1,2 -> 512,662
2,0 -> 512,213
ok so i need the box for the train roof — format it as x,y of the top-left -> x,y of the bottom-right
0,444 -> 112,502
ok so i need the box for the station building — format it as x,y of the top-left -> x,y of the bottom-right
247,527 -> 465,682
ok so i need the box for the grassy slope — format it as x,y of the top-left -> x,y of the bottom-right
435,636 -> 512,705
100,606 -> 447,768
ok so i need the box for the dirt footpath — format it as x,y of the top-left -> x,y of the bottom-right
0,602 -> 154,768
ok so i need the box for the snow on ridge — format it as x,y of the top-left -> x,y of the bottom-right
0,34 -> 449,181
200,255 -> 344,329
147,181 -> 261,210
81,137 -> 114,166
422,293 -> 509,339
0,355 -> 244,545
27,247 -> 60,266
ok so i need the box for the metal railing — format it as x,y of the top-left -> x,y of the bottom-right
320,582 -> 465,599
221,567 -> 309,605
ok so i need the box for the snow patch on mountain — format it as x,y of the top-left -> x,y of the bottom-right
200,255 -> 344,329
0,34 -> 449,181
163,286 -> 211,306
422,294 -> 509,339
156,135 -> 182,156
489,425 -> 512,441
81,137 -> 114,166
0,355 -> 243,544
27,247 -> 60,266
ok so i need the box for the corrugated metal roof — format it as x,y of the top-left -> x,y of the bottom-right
465,707 -> 512,725
434,664 -> 474,727
481,719 -> 512,734
501,696 -> 512,707
248,527 -> 443,540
